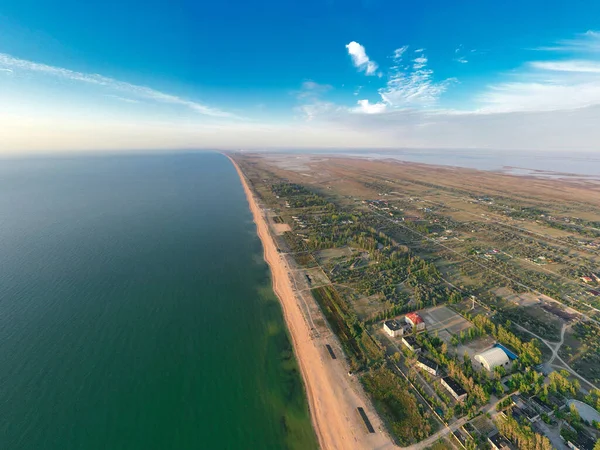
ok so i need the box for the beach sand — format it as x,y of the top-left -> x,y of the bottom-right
228,156 -> 395,450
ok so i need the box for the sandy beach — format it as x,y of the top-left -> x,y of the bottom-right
228,155 -> 396,450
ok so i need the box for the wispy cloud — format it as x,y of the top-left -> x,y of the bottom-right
294,80 -> 338,120
288,31 -> 600,151
536,30 -> 600,53
0,53 -> 237,118
529,60 -> 600,73
393,46 -> 408,61
478,34 -> 600,113
346,41 -> 379,76
296,101 -> 339,121
378,48 -> 455,109
105,94 -> 141,104
297,80 -> 332,99
453,45 -> 470,64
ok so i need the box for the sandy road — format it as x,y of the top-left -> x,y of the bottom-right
228,156 -> 396,450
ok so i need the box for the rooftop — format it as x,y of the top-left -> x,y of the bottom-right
476,347 -> 510,367
442,376 -> 467,396
417,355 -> 438,369
402,336 -> 418,346
488,432 -> 510,449
384,320 -> 402,331
406,312 -> 424,324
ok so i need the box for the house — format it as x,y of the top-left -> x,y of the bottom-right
383,320 -> 403,338
488,432 -> 511,450
581,276 -> 593,283
530,396 -> 553,416
416,355 -> 438,376
441,376 -> 467,402
401,336 -> 421,353
405,312 -> 426,331
475,347 -> 511,372
510,397 -> 540,423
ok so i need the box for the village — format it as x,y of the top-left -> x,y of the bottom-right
237,153 -> 600,450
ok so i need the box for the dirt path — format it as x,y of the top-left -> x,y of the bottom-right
228,156 -> 396,450
514,322 -> 597,390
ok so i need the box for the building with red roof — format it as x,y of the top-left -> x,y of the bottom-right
405,312 -> 425,331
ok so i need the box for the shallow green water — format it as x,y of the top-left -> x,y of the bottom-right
0,152 -> 317,450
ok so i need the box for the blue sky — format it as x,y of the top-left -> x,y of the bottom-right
2,0 -> 600,152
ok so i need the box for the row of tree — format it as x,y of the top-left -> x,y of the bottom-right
495,414 -> 553,450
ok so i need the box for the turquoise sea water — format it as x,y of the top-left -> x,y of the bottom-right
0,152 -> 316,450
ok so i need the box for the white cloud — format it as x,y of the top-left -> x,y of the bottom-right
478,57 -> 600,113
378,49 -> 455,108
412,56 -> 428,70
536,30 -> 600,53
346,41 -> 379,76
478,81 -> 600,113
529,60 -> 600,73
0,53 -> 236,118
393,46 -> 408,60
353,99 -> 387,114
455,56 -> 468,64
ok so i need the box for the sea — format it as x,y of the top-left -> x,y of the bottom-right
0,152 -> 316,450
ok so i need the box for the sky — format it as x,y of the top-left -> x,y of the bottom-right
1,0 -> 600,153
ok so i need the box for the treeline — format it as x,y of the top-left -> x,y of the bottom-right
471,315 -> 542,366
495,414 -> 553,450
311,285 -> 383,370
271,182 -> 329,208
507,370 -> 578,407
362,367 -> 433,445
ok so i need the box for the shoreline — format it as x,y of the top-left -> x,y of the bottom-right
227,155 -> 395,450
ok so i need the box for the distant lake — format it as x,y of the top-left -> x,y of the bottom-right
280,149 -> 600,180
0,152 -> 316,450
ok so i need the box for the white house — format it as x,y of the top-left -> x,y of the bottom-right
383,320 -> 403,337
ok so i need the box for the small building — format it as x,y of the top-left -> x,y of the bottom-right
441,376 -> 467,402
383,320 -> 403,337
416,355 -> 438,376
530,396 -> 553,416
582,276 -> 593,283
401,336 -> 421,353
475,347 -> 511,372
405,312 -> 426,331
510,399 -> 540,423
488,432 -> 511,450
